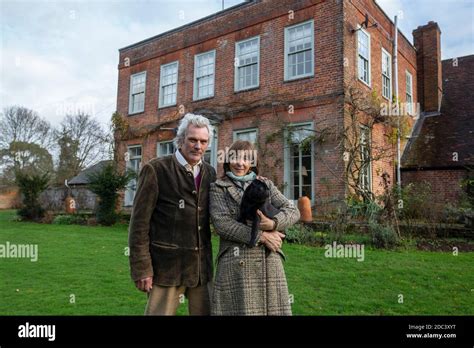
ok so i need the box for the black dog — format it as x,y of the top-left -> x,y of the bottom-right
238,179 -> 280,247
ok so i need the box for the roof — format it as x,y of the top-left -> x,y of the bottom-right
402,54 -> 474,169
68,160 -> 114,185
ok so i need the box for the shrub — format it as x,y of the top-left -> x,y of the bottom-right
15,171 -> 50,221
325,233 -> 372,246
346,196 -> 382,222
285,224 -> 321,245
40,210 -> 55,224
87,163 -> 134,226
460,177 -> 474,207
52,214 -> 87,225
369,221 -> 399,249
396,182 -> 435,221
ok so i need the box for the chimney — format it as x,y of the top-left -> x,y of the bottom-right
413,21 -> 443,113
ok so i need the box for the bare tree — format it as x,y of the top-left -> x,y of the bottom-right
57,112 -> 109,172
339,83 -> 396,202
294,82 -> 407,204
0,106 -> 53,150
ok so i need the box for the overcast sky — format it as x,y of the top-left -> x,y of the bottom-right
1,0 -> 473,130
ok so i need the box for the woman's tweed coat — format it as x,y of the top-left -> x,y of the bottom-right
209,176 -> 300,315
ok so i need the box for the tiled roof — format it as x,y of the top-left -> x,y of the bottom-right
68,160 -> 114,185
402,54 -> 474,169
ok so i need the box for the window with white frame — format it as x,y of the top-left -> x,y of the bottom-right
284,20 -> 314,81
124,145 -> 142,206
204,125 -> 218,168
359,125 -> 372,194
233,128 -> 258,144
406,71 -> 413,115
358,28 -> 371,85
129,72 -> 146,114
284,123 -> 314,202
194,50 -> 215,100
235,37 -> 260,91
159,61 -> 178,107
157,141 -> 175,158
381,49 -> 392,100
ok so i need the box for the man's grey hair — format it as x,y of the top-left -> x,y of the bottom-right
173,113 -> 212,149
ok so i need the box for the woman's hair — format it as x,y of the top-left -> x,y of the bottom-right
173,113 -> 212,149
222,140 -> 259,177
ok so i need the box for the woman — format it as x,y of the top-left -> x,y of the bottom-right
209,140 -> 300,315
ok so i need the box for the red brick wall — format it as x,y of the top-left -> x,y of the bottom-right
0,186 -> 21,210
115,0 -> 420,214
370,122 -> 397,196
402,169 -> 468,208
215,101 -> 347,214
342,0 -> 417,196
343,0 -> 417,104
116,0 -> 344,131
413,21 -> 443,113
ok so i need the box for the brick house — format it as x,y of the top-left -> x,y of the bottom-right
401,39 -> 474,214
115,0 -> 422,214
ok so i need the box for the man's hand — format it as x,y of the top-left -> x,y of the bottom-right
135,277 -> 153,293
257,210 -> 276,231
259,231 -> 285,252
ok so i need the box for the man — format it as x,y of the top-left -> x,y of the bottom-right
128,113 -> 216,315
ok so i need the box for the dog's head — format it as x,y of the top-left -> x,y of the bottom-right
244,179 -> 270,205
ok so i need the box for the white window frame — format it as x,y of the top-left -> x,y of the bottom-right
283,122 -> 315,205
357,26 -> 371,87
284,19 -> 315,81
128,71 -> 146,114
159,61 -> 179,108
233,128 -> 258,144
234,36 -> 260,91
359,125 -> 372,194
204,124 -> 218,168
124,145 -> 142,207
194,50 -> 216,100
381,48 -> 392,100
406,70 -> 413,115
156,141 -> 175,158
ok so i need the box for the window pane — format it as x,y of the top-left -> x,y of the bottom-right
286,22 -> 313,79
235,130 -> 257,144
236,38 -> 259,90
161,62 -> 178,106
196,51 -> 215,98
158,142 -> 174,157
358,31 -> 369,59
130,73 -> 146,112
288,140 -> 313,201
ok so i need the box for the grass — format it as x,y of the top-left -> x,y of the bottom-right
0,209 -> 473,315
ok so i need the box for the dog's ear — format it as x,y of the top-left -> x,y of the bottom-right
245,180 -> 269,202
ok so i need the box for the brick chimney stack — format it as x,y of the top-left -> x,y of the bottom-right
413,21 -> 443,113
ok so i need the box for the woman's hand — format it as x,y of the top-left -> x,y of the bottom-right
259,231 -> 285,252
257,209 -> 276,231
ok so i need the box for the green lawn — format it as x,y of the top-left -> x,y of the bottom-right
0,209 -> 472,315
